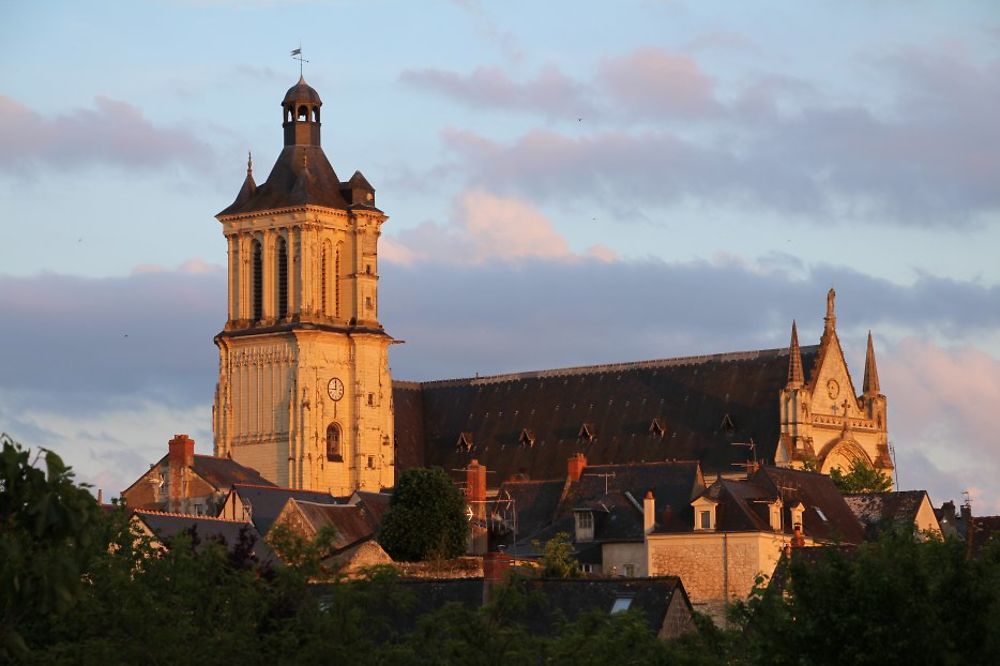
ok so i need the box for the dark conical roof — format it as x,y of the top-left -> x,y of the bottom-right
283,75 -> 322,106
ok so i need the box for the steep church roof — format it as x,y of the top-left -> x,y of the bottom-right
393,346 -> 818,483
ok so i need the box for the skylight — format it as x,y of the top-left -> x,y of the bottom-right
611,596 -> 634,614
815,507 -> 828,522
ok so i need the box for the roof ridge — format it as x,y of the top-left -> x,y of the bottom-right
399,345 -> 820,388
234,482 -> 332,493
135,509 -> 252,524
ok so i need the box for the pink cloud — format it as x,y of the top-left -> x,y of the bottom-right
882,338 -> 1000,509
0,94 -> 213,176
401,64 -> 593,119
597,47 -> 721,119
384,189 -> 617,266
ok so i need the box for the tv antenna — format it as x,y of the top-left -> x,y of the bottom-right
731,438 -> 757,477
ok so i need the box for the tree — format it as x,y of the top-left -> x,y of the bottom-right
829,458 -> 893,493
378,467 -> 468,561
0,434 -> 102,658
538,532 -> 580,578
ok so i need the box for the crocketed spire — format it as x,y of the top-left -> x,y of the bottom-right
863,331 -> 880,395
787,320 -> 804,387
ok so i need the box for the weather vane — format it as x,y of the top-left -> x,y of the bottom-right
291,44 -> 309,77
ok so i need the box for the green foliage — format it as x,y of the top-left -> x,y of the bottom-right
0,435 -> 102,658
730,534 -> 1000,665
538,532 -> 580,578
377,467 -> 468,561
829,458 -> 894,493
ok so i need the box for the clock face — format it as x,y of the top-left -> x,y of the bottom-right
327,377 -> 345,402
826,379 -> 840,399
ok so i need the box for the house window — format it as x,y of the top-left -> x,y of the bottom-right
326,423 -> 342,461
575,510 -> 595,542
622,563 -> 636,577
367,393 -> 375,407
699,510 -> 711,529
578,512 -> 593,529
580,563 -> 595,574
611,597 -> 634,614
367,455 -> 375,469
194,503 -> 204,515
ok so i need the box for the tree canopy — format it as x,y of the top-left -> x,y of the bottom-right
829,458 -> 894,493
377,466 -> 468,561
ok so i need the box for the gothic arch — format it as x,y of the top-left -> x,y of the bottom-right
276,234 -> 288,320
326,422 -> 343,462
819,437 -> 873,474
251,237 -> 263,322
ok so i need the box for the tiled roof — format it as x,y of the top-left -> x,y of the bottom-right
191,455 -> 274,491
393,346 -> 817,483
291,500 -> 379,553
219,145 -> 351,215
844,490 -> 931,538
233,483 -> 339,534
754,466 -> 865,543
134,510 -> 276,564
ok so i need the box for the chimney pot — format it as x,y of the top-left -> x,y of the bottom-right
567,452 -> 587,482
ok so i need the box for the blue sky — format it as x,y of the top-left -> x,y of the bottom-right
1,1 -> 999,511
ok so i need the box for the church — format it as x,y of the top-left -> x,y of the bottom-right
211,77 -> 894,497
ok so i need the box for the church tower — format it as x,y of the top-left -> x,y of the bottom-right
212,77 -> 395,494
776,290 -> 893,485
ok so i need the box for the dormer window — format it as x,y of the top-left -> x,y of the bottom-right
790,502 -> 805,531
575,510 -> 595,542
456,432 -> 473,453
721,414 -> 736,437
519,429 -> 536,448
691,496 -> 719,531
769,497 -> 783,531
579,422 -> 597,441
649,417 -> 667,439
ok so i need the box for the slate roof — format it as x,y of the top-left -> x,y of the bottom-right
679,466 -> 865,543
192,455 -> 274,490
289,500 -> 379,553
233,483 -> 339,534
494,461 -> 704,555
970,516 -> 1000,555
393,346 -> 817,484
219,145 -> 350,215
844,490 -> 932,538
350,490 -> 392,526
134,510 -> 276,565
372,576 -> 690,637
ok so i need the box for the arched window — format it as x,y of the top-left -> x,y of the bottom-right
276,235 -> 288,320
298,105 -> 308,121
312,106 -> 320,122
326,423 -> 342,461
251,239 -> 263,322
335,248 -> 341,317
320,245 -> 328,317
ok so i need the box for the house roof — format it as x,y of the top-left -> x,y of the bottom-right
192,455 -> 274,490
365,575 -> 690,637
288,500 -> 380,553
233,483 -> 339,534
393,346 -> 817,484
492,479 -> 567,543
134,510 -> 276,564
498,461 -> 704,553
970,516 -> 1000,555
844,490 -> 933,538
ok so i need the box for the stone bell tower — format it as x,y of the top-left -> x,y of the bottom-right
212,76 -> 395,495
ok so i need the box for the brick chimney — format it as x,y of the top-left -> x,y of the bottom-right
567,453 -> 587,482
466,459 -> 487,504
643,490 -> 656,534
466,460 -> 488,555
482,551 -> 512,604
167,434 -> 195,512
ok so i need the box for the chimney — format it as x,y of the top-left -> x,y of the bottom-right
466,459 -> 487,504
482,551 -> 512,604
643,490 -> 656,534
167,434 -> 195,512
792,525 -> 805,548
567,453 -> 587,482
961,502 -> 973,558
466,460 -> 488,555
97,489 -> 104,505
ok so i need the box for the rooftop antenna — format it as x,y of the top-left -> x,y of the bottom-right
888,439 -> 899,489
291,43 -> 309,77
584,471 -> 616,494
731,438 -> 757,478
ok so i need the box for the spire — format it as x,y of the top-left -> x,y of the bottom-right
787,320 -> 804,387
863,331 -> 880,395
824,288 -> 836,335
225,150 -> 257,210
